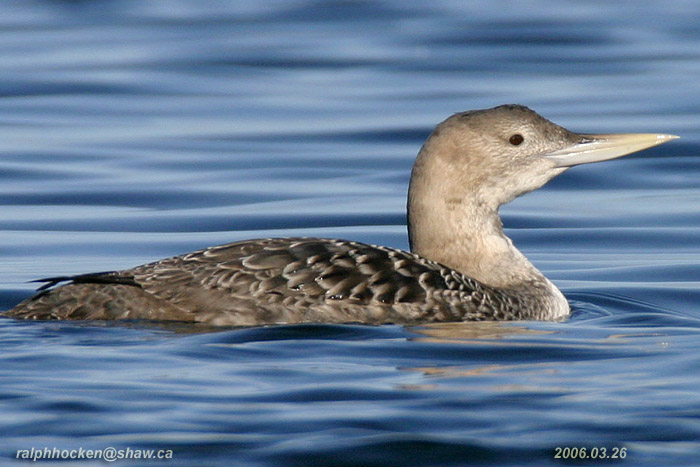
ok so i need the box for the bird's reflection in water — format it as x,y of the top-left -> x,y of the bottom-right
401,322 -> 562,392
408,321 -> 552,343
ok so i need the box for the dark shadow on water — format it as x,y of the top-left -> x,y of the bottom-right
261,437 -> 548,467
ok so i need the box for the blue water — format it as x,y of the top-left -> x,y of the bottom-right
1,1 -> 699,465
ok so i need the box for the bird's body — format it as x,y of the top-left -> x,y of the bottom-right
10,237 -> 565,325
4,105 -> 677,326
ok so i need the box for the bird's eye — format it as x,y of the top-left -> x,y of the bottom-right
509,134 -> 524,146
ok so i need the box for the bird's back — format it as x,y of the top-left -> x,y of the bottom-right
6,238 -> 512,325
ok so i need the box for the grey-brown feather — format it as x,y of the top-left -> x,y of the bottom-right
6,237 -> 536,325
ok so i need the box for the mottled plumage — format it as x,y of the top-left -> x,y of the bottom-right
9,238 -> 542,325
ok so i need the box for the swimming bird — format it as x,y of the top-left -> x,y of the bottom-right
4,105 -> 677,326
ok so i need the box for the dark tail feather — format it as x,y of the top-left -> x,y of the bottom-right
30,271 -> 142,292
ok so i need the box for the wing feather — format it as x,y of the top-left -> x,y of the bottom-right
7,237 -> 506,324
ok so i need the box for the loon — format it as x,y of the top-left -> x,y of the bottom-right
4,105 -> 677,326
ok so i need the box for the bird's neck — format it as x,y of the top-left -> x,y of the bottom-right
407,141 -> 552,290
408,195 -> 543,289
407,190 -> 569,319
